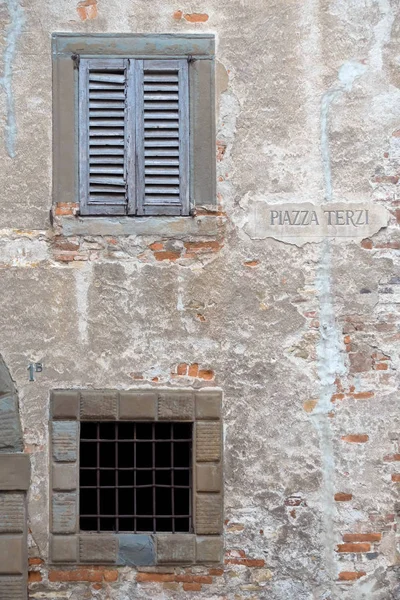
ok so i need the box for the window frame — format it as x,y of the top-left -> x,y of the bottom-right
52,34 -> 216,220
50,388 -> 223,566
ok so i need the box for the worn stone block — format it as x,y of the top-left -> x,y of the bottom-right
0,537 -> 24,574
0,576 -> 25,599
196,536 -> 223,563
79,535 -> 118,563
196,422 -> 221,462
156,534 -> 195,564
196,463 -> 221,492
52,493 -> 77,533
51,390 -> 79,419
52,464 -> 77,491
0,454 -> 30,490
117,534 -> 155,566
196,494 -> 222,534
195,390 -> 222,420
52,421 -> 78,462
0,494 -> 24,532
158,391 -> 194,420
80,390 -> 118,420
119,391 -> 157,420
51,535 -> 78,563
0,396 -> 23,452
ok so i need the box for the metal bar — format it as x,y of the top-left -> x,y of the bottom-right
171,422 -> 175,533
96,423 -> 100,533
189,423 -> 193,533
133,422 -> 137,534
115,422 -> 119,533
152,422 -> 156,533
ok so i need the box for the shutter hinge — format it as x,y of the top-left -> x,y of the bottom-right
187,55 -> 196,64
189,207 -> 197,217
71,53 -> 80,69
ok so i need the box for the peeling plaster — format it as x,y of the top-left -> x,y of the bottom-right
0,0 -> 24,158
369,0 -> 394,72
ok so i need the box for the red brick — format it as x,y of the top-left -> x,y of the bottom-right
173,9 -> 183,19
373,175 -> 399,184
149,242 -> 164,251
77,0 -> 98,21
28,572 -> 42,583
209,568 -> 224,576
361,238 -> 373,249
28,558 -> 44,566
175,575 -> 194,583
183,12 -> 209,22
334,493 -> 353,502
343,533 -> 381,543
53,238 -> 80,252
92,583 -> 102,590
198,369 -> 214,380
104,570 -> 118,582
54,202 -> 79,216
188,363 -> 199,377
351,391 -> 374,400
193,575 -> 213,584
341,434 -> 369,443
338,571 -> 366,581
177,363 -> 188,375
225,558 -> 265,567
376,363 -> 388,370
183,582 -> 202,591
244,260 -> 260,267
337,543 -> 371,553
137,573 -> 175,583
184,241 -> 221,253
383,454 -> 400,462
49,569 -> 103,582
154,251 -> 180,261
391,474 -> 400,482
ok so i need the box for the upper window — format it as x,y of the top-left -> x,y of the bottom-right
79,58 -> 189,216
52,34 -> 216,219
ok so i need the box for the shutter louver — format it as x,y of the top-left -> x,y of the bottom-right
79,58 -> 130,215
134,59 -> 189,216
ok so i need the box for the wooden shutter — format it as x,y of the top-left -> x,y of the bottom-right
133,59 -> 189,216
79,58 -> 133,216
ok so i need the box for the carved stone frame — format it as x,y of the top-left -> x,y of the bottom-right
50,388 -> 223,565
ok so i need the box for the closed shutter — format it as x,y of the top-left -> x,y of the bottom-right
133,59 -> 189,216
79,58 -> 132,216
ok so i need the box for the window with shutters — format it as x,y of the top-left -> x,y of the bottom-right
52,34 -> 216,222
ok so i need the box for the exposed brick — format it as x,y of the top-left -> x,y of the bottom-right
48,569 -> 103,582
184,241 -> 221,254
28,571 -> 42,583
154,250 -> 180,261
149,242 -> 164,251
175,575 -> 194,583
183,582 -> 202,591
351,391 -> 374,400
303,399 -> 317,413
217,141 -> 227,161
337,543 -> 371,553
53,238 -> 80,252
198,369 -> 215,380
193,575 -> 213,584
341,434 -> 369,443
383,454 -> 400,462
391,474 -> 400,482
335,493 -> 353,502
172,9 -> 183,19
361,238 -> 373,249
77,0 -> 98,21
244,260 -> 260,267
338,571 -> 366,581
188,363 -> 199,377
183,12 -> 209,22
54,203 -> 79,216
209,568 -> 224,576
373,175 -> 399,184
343,533 -> 381,543
104,570 -> 119,582
136,573 -> 175,583
177,363 -> 188,375
225,558 -> 265,567
28,558 -> 44,566
92,583 -> 102,590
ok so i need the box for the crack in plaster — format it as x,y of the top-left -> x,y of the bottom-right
311,61 -> 367,597
0,0 -> 24,158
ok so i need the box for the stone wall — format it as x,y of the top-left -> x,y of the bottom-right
0,0 -> 399,599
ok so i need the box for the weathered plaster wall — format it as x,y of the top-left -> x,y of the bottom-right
0,0 -> 399,598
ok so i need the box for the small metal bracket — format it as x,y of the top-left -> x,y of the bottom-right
187,54 -> 196,64
71,53 -> 80,69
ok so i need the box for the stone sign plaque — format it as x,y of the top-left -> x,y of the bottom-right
244,201 -> 390,246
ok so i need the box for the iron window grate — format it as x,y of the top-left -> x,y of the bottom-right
79,421 -> 193,534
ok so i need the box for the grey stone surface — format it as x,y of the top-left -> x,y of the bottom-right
196,494 -> 223,535
196,422 -> 222,462
0,494 -> 24,532
0,454 -> 30,490
80,390 -> 118,420
117,534 -> 155,566
52,493 -> 77,533
156,534 -> 196,564
195,390 -> 222,420
0,576 -> 25,599
79,535 -> 118,563
196,463 -> 222,492
119,391 -> 157,420
196,536 -> 223,563
51,535 -> 78,563
51,390 -> 79,419
52,464 -> 77,491
0,537 -> 24,574
158,391 -> 194,420
52,421 -> 78,462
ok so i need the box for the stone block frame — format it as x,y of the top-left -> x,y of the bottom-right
49,388 -> 223,566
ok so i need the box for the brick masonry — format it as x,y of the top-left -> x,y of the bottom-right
49,389 -> 223,565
